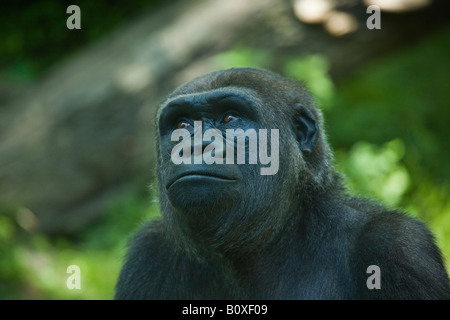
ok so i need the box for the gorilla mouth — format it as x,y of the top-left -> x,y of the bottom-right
166,171 -> 237,190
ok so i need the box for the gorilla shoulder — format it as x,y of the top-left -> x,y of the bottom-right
351,209 -> 450,299
114,220 -> 171,299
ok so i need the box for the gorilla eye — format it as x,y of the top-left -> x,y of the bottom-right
223,113 -> 240,123
176,120 -> 191,129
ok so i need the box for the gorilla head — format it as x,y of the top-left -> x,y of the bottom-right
156,67 -> 339,256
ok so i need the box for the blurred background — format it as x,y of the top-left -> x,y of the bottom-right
0,0 -> 449,299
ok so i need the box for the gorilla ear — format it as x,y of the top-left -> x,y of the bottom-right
293,103 -> 318,153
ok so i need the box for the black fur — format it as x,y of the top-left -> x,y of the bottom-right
115,68 -> 450,299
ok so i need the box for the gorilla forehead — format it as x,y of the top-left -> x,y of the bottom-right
168,67 -> 313,106
162,87 -> 261,111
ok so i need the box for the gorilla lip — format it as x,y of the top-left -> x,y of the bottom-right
166,171 -> 236,190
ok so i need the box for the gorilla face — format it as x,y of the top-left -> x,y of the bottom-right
157,88 -> 283,239
159,90 -> 250,213
156,68 -> 321,252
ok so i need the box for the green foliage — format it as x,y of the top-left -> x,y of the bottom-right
0,193 -> 159,299
211,47 -> 271,70
0,0 -> 164,80
325,28 -> 450,184
283,55 -> 335,108
335,139 -> 410,207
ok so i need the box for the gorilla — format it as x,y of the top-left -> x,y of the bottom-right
115,67 -> 450,299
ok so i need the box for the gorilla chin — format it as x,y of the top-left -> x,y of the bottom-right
166,165 -> 241,215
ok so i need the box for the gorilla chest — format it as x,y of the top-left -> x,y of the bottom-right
241,257 -> 353,299
233,235 -> 354,299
